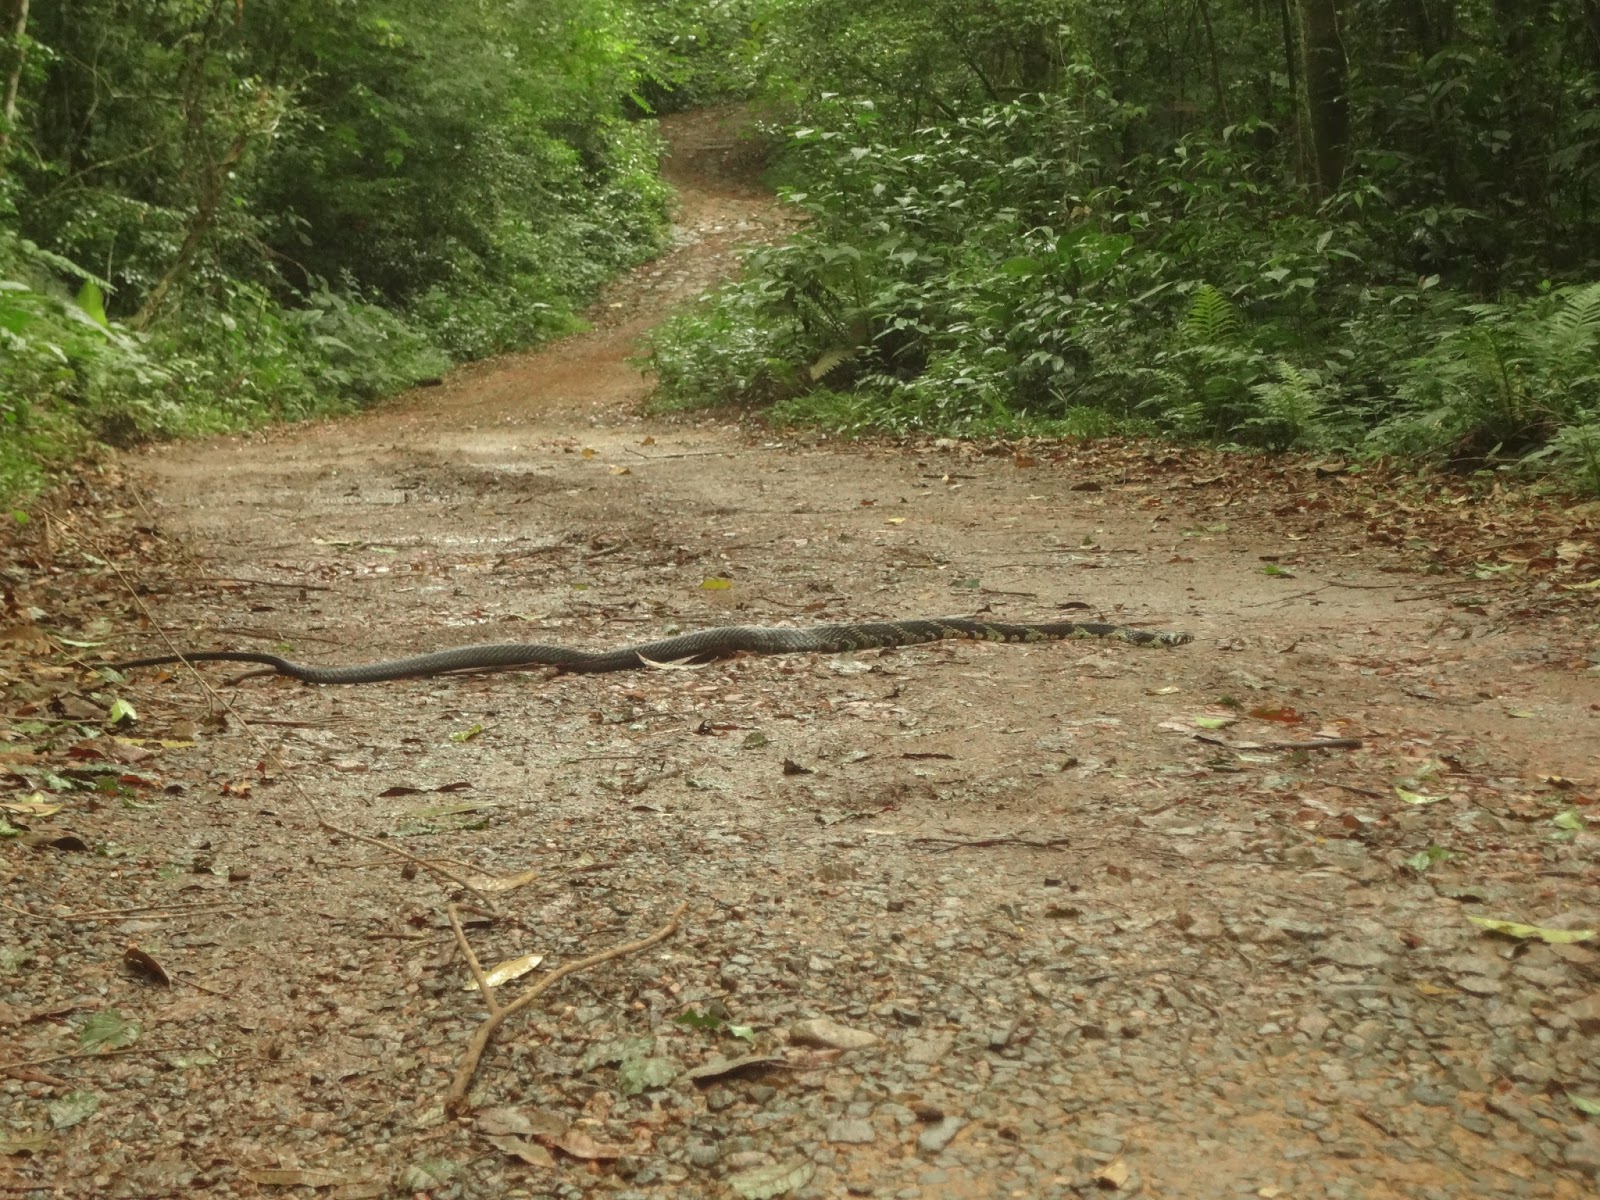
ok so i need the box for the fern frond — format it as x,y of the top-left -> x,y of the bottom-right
1182,284 -> 1241,345
1544,282 -> 1600,355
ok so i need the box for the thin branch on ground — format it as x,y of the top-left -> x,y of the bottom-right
1194,734 -> 1364,751
911,835 -> 1071,852
57,901 -> 238,922
0,1045 -> 209,1074
443,899 -> 688,1114
1327,782 -> 1386,799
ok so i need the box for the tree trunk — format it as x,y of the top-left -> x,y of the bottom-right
131,118 -> 255,329
1299,0 -> 1349,197
0,0 -> 30,163
1278,0 -> 1305,182
1196,0 -> 1231,125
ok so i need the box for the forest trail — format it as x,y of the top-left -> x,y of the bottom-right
8,108 -> 1600,1199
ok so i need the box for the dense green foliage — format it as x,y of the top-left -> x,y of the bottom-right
648,0 -> 1600,489
6,0 -> 1598,497
1,0 -> 675,497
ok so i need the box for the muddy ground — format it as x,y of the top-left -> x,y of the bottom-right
3,107 -> 1600,1200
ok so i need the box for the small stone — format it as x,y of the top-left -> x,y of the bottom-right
1321,941 -> 1390,969
790,1018 -> 879,1051
686,1140 -> 720,1167
1456,975 -> 1506,997
1094,1159 -> 1131,1189
904,1035 -> 953,1065
827,1118 -> 876,1145
1511,1061 -> 1552,1086
917,1117 -> 965,1155
1564,994 -> 1600,1036
1410,1084 -> 1453,1107
1564,1127 -> 1600,1171
705,1086 -> 738,1112
1176,913 -> 1223,939
1549,942 -> 1599,967
1295,1010 -> 1331,1040
1485,1095 -> 1546,1138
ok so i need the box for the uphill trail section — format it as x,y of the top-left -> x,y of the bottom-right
3,107 -> 1600,1200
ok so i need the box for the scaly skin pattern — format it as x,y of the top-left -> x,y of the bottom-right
110,617 -> 1194,685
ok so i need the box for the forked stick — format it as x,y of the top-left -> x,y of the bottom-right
444,900 -> 688,1114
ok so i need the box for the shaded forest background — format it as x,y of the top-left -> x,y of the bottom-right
4,0 -> 1600,498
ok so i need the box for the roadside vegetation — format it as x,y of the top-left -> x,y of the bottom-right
0,0 -> 714,498
6,0 -> 1599,499
646,0 -> 1600,492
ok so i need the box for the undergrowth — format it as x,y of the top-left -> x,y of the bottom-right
645,94 -> 1600,492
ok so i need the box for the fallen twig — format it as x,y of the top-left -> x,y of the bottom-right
203,575 -> 333,592
911,835 -> 1071,852
1194,734 -> 1363,751
1327,782 -> 1386,799
622,447 -> 724,460
443,899 -> 688,1114
56,901 -> 237,922
0,1045 -> 197,1074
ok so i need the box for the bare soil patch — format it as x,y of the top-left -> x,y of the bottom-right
3,106 -> 1599,1200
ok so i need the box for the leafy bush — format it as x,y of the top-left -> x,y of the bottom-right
1377,284 -> 1600,467
0,0 -> 683,500
647,76 -> 1600,490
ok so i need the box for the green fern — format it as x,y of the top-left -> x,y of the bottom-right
1182,284 -> 1242,345
1245,361 -> 1327,450
1543,282 -> 1600,358
1547,421 -> 1600,494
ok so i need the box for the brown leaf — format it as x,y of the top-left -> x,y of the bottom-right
244,1168 -> 350,1189
486,1135 -> 555,1167
123,944 -> 171,987
550,1129 -> 627,1160
680,1054 -> 787,1084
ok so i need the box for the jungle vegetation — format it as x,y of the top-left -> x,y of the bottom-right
4,0 -> 1598,496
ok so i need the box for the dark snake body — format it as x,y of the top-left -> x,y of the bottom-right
110,618 -> 1192,685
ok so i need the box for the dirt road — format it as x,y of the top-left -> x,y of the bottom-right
5,107 -> 1600,1199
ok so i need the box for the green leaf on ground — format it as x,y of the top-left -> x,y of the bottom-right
78,1009 -> 139,1051
617,1052 -> 680,1096
1394,787 -> 1444,805
1468,917 -> 1596,944
48,1091 -> 100,1130
1404,846 -> 1453,872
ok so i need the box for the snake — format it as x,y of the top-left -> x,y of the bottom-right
109,617 -> 1193,685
